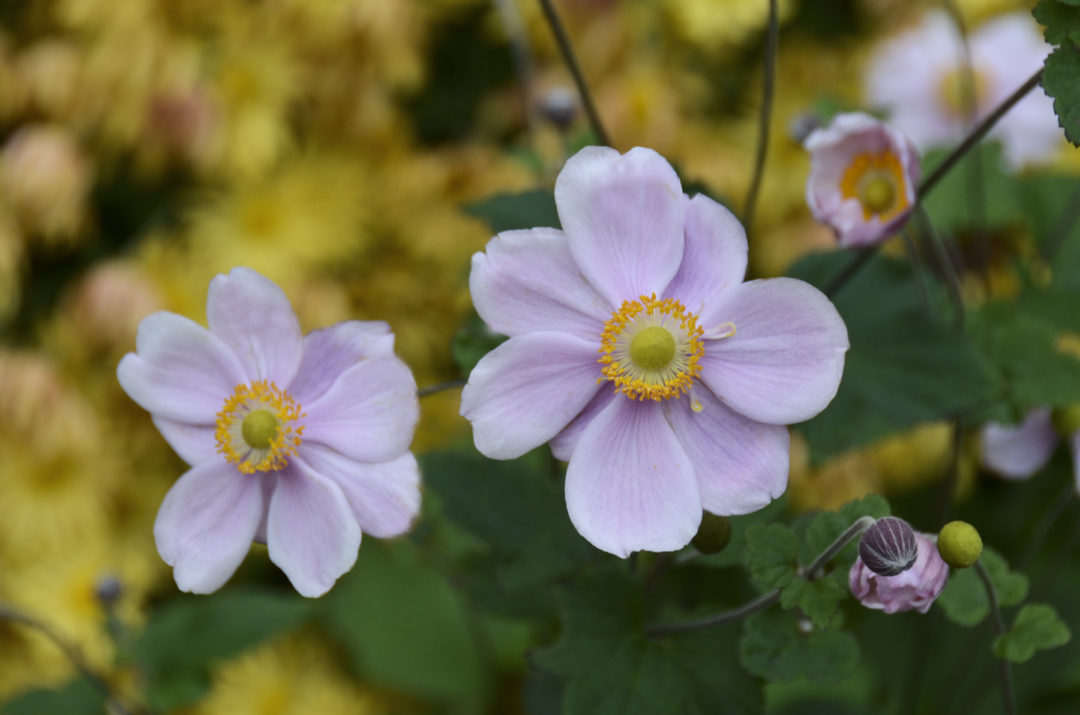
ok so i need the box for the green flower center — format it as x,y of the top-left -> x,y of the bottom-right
241,409 -> 279,450
629,326 -> 676,370
860,176 -> 896,215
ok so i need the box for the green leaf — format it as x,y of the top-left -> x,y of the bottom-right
1,678 -> 102,715
132,588 -> 313,711
536,569 -> 762,714
319,540 -> 487,706
921,143 -> 1022,233
739,609 -> 860,684
1034,1 -> 1080,47
936,547 -> 1029,627
993,603 -> 1072,663
779,578 -> 848,629
451,310 -> 506,376
744,524 -> 799,591
464,189 -> 560,233
789,253 -> 997,462
1042,44 -> 1080,147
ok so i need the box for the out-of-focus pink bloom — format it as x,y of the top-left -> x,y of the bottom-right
118,267 -> 421,597
849,532 -> 948,614
865,11 -> 1059,169
981,407 -> 1080,491
804,112 -> 920,247
461,146 -> 849,557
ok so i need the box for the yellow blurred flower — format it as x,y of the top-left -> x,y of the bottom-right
662,0 -> 797,56
0,206 -> 23,322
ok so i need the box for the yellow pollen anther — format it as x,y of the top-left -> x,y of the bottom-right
599,294 -> 704,402
215,380 -> 305,474
839,150 -> 909,221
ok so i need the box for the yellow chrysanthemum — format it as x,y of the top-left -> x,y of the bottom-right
662,0 -> 796,55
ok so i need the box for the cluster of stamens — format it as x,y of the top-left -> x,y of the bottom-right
839,150 -> 908,221
599,294 -> 704,401
215,380 -> 305,474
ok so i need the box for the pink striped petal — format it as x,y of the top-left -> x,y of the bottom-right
152,416 -> 217,466
550,386 -> 615,461
288,320 -> 396,405
663,194 -> 748,312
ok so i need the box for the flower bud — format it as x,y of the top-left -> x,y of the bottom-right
849,531 -> 948,614
1051,405 -> 1080,438
858,516 -> 918,576
95,574 -> 123,605
937,520 -> 982,569
540,87 -> 578,130
691,512 -> 732,555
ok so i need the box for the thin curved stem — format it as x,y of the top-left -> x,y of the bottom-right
536,0 -> 611,147
418,378 -> 467,398
742,0 -> 779,241
974,560 -> 1016,715
646,516 -> 876,637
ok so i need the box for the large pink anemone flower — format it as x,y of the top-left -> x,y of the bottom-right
117,267 -> 420,597
461,147 -> 849,557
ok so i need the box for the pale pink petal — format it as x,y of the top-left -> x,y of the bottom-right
117,312 -> 247,423
554,146 -> 686,305
153,461 -> 265,594
460,332 -> 603,459
266,464 -> 361,597
302,356 -> 418,464
206,267 -> 303,386
565,397 -> 701,557
151,416 -> 217,466
663,387 -> 789,515
698,278 -> 848,425
550,386 -> 615,461
980,408 -> 1058,480
663,194 -> 748,312
297,444 -> 420,538
469,227 -> 611,340
288,320 -> 396,405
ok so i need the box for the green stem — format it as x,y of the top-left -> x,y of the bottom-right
742,0 -> 779,240
418,378 -> 466,398
646,516 -> 875,637
974,560 -> 1016,715
536,0 -> 612,147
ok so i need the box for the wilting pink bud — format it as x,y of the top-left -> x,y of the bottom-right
849,531 -> 947,614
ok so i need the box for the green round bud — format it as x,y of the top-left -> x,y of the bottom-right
1051,405 -> 1080,437
691,512 -> 732,555
937,521 -> 983,569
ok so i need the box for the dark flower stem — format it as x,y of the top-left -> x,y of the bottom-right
974,560 -> 1016,715
418,378 -> 467,398
536,0 -> 612,148
823,67 -> 1044,298
646,516 -> 876,637
742,0 -> 780,241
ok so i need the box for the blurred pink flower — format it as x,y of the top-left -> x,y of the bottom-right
865,11 -> 1059,169
118,267 -> 420,597
461,146 -> 849,557
804,112 -> 920,247
849,531 -> 948,614
981,408 -> 1079,491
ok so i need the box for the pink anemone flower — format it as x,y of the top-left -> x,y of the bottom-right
117,268 -> 420,597
849,531 -> 949,614
461,146 -> 849,557
981,407 -> 1080,491
804,112 -> 921,248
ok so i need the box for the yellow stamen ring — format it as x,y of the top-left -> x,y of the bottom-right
839,150 -> 909,222
215,380 -> 305,474
599,294 -> 704,401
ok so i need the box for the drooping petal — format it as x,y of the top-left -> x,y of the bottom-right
663,387 -> 789,515
302,357 -> 419,464
152,416 -> 218,466
460,332 -> 603,460
698,278 -> 848,425
565,398 -> 701,557
469,227 -> 611,340
664,194 -> 748,312
555,146 -> 686,305
153,461 -> 264,594
266,464 -> 361,598
288,320 -> 396,405
550,386 -> 615,461
206,267 -> 303,386
117,312 -> 247,423
297,444 -> 420,538
980,408 -> 1058,480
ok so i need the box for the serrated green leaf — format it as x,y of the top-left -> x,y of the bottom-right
780,577 -> 848,629
1034,1 -> 1080,47
319,540 -> 487,706
132,588 -> 314,711
744,524 -> 799,591
993,603 -> 1072,663
1042,44 -> 1080,146
789,253 -> 997,462
936,547 -> 1029,627
464,189 -> 560,233
739,609 -> 860,684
